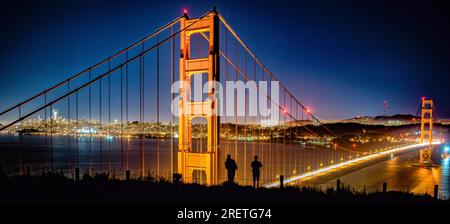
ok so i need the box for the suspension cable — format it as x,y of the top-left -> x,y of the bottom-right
0,16 -> 183,117
0,10 -> 214,132
199,31 -> 321,139
218,14 -> 348,143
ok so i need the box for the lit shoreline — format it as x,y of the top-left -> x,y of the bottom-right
264,141 -> 443,188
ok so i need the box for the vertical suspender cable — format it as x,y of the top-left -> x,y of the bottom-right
99,66 -> 103,172
283,92 -> 286,177
89,70 -> 92,175
225,28 -> 229,157
170,26 -> 174,181
224,28 -> 229,181
76,91 -> 79,170
289,96 -> 292,175
252,59 -> 256,164
19,119 -> 23,175
108,61 -> 112,174
98,65 -> 103,172
120,65 -> 124,171
156,35 -> 160,178
294,103 -> 297,174
234,41 -> 238,164
44,93 -> 48,171
67,82 -> 71,174
50,103 -> 53,170
140,42 -> 144,177
125,51 -> 129,171
243,52 -> 247,184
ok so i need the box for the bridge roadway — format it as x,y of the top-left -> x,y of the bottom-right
264,142 -> 442,189
314,148 -> 448,196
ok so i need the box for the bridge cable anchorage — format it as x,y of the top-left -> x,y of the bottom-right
218,13 -> 354,148
0,10 -> 214,132
0,16 -> 183,118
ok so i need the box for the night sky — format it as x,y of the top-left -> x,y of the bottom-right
1,0 -> 449,120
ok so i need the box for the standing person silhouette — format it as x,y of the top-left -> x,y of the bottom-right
225,154 -> 238,183
251,155 -> 262,188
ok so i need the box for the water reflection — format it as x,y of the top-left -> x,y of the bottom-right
0,134 -> 353,186
0,134 -> 448,198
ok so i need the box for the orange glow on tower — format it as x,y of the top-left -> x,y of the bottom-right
419,97 -> 433,166
178,10 -> 220,185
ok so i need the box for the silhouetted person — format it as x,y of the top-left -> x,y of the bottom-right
225,154 -> 238,183
251,155 -> 262,188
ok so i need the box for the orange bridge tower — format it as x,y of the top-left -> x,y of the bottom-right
177,10 -> 220,185
419,97 -> 433,166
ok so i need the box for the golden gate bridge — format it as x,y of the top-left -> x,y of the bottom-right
0,9 -> 441,187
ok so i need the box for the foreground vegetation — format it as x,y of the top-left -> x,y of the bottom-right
0,171 -> 448,204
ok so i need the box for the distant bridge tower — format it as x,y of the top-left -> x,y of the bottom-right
419,97 -> 433,166
177,10 -> 220,185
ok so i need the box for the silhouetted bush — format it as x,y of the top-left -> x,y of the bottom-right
0,172 -> 448,204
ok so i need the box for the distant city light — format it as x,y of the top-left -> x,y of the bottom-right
445,146 -> 449,152
77,128 -> 97,134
